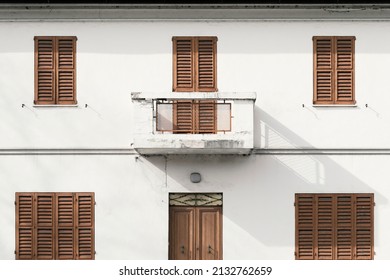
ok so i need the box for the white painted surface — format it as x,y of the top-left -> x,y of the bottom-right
1,10 -> 390,259
0,154 -> 389,259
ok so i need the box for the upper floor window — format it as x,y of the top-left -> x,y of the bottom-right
173,36 -> 217,92
172,36 -> 218,134
313,36 -> 355,105
34,36 -> 77,105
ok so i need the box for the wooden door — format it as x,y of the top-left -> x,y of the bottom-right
169,206 -> 222,260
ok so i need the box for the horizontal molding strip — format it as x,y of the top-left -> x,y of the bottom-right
2,7 -> 390,21
2,148 -> 390,155
252,148 -> 390,155
0,148 -> 138,155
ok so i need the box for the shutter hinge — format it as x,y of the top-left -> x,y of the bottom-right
94,251 -> 97,255
373,202 -> 376,206
294,202 -> 296,207
14,250 -> 16,255
294,252 -> 297,256
14,201 -> 16,205
94,201 -> 97,206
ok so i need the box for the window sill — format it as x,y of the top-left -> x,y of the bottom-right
32,104 -> 79,108
312,104 -> 358,108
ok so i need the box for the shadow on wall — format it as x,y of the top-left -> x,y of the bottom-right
142,107 -> 386,249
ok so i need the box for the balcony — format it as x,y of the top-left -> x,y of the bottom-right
131,92 -> 256,155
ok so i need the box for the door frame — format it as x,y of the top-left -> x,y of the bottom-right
168,193 -> 223,260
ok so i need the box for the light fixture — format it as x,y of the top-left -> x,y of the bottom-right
190,172 -> 201,183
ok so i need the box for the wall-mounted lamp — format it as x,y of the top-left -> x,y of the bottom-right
190,172 -> 201,183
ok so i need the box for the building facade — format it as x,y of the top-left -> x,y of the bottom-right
0,1 -> 389,260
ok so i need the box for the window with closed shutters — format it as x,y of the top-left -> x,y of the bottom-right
15,192 -> 94,260
313,36 -> 355,105
34,36 -> 77,105
172,37 -> 217,134
295,193 -> 374,260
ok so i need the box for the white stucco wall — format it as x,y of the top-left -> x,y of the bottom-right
1,154 -> 389,259
1,12 -> 390,259
1,20 -> 390,149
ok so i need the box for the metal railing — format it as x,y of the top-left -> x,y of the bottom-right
155,99 -> 232,134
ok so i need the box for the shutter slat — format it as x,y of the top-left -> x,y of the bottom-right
56,193 -> 75,260
16,193 -> 34,260
317,195 -> 334,260
57,38 -> 76,104
76,193 -> 95,260
196,38 -> 217,92
198,101 -> 216,133
314,38 -> 333,103
35,37 -> 55,104
35,193 -> 55,260
173,38 -> 194,91
355,194 -> 374,260
295,194 -> 315,260
174,100 -> 194,133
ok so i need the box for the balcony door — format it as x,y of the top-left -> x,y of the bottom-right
169,193 -> 222,260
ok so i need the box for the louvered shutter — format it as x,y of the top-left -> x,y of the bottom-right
76,193 -> 95,260
56,37 -> 77,104
197,100 -> 216,133
174,100 -> 194,133
295,194 -> 315,260
317,195 -> 334,260
35,37 -> 55,104
335,37 -> 355,104
313,37 -> 333,104
15,193 -> 34,260
355,194 -> 374,260
313,36 -> 355,105
56,193 -> 75,260
35,193 -> 55,259
173,37 -> 194,92
336,195 -> 354,260
196,37 -> 217,92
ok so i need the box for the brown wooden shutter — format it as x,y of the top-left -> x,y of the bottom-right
35,193 -> 55,259
313,36 -> 355,105
355,194 -> 374,260
35,37 -> 55,104
173,37 -> 217,134
76,193 -> 95,260
197,100 -> 216,133
34,36 -> 76,105
173,37 -> 217,92
295,194 -> 315,260
15,193 -> 34,260
56,193 -> 75,260
296,193 -> 374,260
56,37 -> 77,104
313,37 -> 333,104
173,37 -> 194,92
196,37 -> 217,92
174,100 -> 194,133
335,37 -> 355,104
335,195 -> 353,260
316,195 -> 334,260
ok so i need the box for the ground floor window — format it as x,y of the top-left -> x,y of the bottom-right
15,192 -> 95,260
295,193 -> 374,260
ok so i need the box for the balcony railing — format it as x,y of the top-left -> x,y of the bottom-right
156,100 -> 231,134
131,92 -> 256,154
